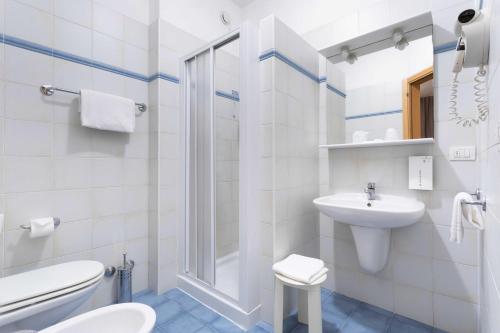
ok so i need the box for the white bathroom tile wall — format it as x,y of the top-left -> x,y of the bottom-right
258,16 -> 320,323
5,0 -> 53,47
54,18 -> 92,59
93,2 -> 124,40
480,0 -> 500,332
145,17 -> 204,294
54,0 -> 92,28
0,0 -> 151,310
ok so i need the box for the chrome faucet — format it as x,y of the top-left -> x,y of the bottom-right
364,182 -> 376,200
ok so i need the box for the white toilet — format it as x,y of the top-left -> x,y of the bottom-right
0,260 -> 104,333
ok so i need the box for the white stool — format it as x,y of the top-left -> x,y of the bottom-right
273,273 -> 326,333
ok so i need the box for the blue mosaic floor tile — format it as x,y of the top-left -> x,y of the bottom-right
340,303 -> 393,333
164,288 -> 188,300
388,315 -> 433,333
159,313 -> 204,333
433,329 -> 448,333
174,292 -> 201,311
321,288 -> 333,303
152,325 -> 165,333
131,288 -> 448,333
283,313 -> 299,333
323,319 -> 342,333
322,293 -> 359,328
289,323 -> 308,333
210,316 -> 245,333
195,325 -> 219,333
255,321 -> 274,333
247,325 -> 272,333
134,292 -> 164,308
154,300 -> 182,325
190,303 -> 221,324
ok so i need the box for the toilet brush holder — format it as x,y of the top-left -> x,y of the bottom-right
117,253 -> 135,303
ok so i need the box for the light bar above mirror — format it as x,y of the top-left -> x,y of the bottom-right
320,12 -> 433,64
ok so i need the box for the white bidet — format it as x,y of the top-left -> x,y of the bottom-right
39,303 -> 156,333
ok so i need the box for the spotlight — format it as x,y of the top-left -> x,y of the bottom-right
341,46 -> 357,64
346,53 -> 358,64
392,29 -> 409,50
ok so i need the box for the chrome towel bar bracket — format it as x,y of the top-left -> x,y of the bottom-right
40,84 -> 147,113
463,188 -> 487,212
20,217 -> 61,230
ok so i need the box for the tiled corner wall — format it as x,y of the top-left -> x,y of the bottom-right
480,0 -> 500,331
258,15 -> 320,324
0,0 -> 151,311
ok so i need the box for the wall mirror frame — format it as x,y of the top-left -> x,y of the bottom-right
319,12 -> 435,149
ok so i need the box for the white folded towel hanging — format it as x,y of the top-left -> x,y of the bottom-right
450,192 -> 485,244
272,254 -> 327,284
80,89 -> 136,133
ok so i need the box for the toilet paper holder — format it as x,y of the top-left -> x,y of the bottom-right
20,217 -> 61,230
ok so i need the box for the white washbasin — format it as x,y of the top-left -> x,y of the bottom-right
313,193 -> 426,274
39,303 -> 156,333
313,193 -> 425,228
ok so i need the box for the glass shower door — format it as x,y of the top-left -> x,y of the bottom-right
184,33 -> 240,299
185,49 -> 215,285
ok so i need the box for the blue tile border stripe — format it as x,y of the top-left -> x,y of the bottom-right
215,90 -> 240,102
149,72 -> 180,84
1,34 -> 180,84
2,32 -> 456,89
319,76 -> 347,98
346,109 -> 402,120
434,41 -> 456,54
258,50 -> 348,98
259,48 -> 320,83
260,39 -> 455,99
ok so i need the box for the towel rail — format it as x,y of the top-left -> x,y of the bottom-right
40,84 -> 147,113
463,188 -> 487,212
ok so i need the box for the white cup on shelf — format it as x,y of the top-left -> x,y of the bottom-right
384,128 -> 399,141
352,130 -> 369,143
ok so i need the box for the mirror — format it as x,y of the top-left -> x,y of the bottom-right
320,13 -> 434,145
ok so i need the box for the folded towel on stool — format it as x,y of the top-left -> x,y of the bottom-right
272,254 -> 328,284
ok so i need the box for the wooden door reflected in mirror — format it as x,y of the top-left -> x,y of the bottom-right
403,67 -> 434,139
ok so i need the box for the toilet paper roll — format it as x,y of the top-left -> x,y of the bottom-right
30,217 -> 55,238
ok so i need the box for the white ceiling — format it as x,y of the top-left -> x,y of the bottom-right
232,0 -> 255,8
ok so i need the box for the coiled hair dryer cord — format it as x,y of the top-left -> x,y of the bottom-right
449,66 -> 489,127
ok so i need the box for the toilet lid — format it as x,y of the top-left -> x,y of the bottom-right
0,261 -> 104,308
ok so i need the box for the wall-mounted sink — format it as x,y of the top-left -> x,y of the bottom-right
313,193 -> 425,273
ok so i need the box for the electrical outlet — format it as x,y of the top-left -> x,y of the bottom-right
449,146 -> 476,161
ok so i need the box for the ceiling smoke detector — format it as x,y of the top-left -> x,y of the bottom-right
220,11 -> 231,25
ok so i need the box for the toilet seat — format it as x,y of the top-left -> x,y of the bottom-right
0,261 -> 104,314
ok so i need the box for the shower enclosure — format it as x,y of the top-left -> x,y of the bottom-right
184,33 -> 240,299
178,24 -> 260,329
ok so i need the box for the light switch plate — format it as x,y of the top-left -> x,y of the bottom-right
449,146 -> 476,161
